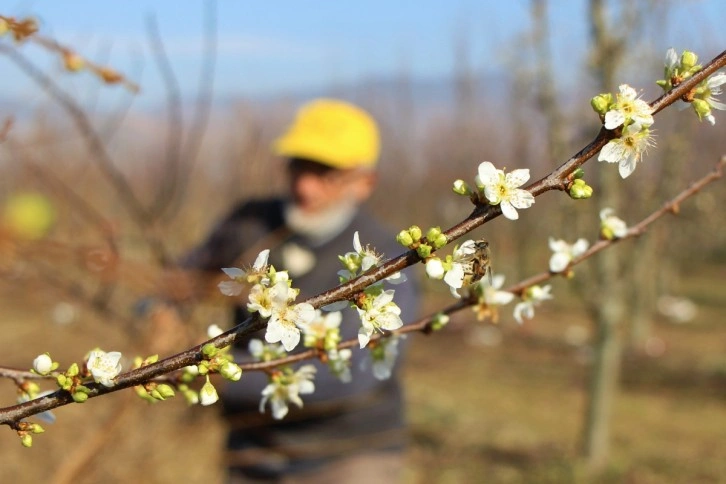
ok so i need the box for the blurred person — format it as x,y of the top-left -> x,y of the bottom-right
180,99 -> 419,483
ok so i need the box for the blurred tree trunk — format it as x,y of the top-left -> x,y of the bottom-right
580,0 -> 630,469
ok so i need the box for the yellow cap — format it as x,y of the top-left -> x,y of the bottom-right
273,99 -> 380,169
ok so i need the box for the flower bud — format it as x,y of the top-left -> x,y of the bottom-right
426,226 -> 442,243
572,168 -> 585,179
20,434 -> 33,448
156,384 -> 176,399
62,52 -> 85,72
431,312 -> 450,331
199,376 -> 219,406
220,361 -> 242,381
202,343 -> 218,358
590,93 -> 612,114
452,179 -> 471,196
396,230 -> 414,247
30,423 -> 45,434
408,225 -> 422,242
691,98 -> 712,121
433,233 -> 448,250
32,354 -> 53,375
425,258 -> 445,280
680,50 -> 698,70
416,244 -> 432,259
72,391 -> 89,403
66,363 -> 79,377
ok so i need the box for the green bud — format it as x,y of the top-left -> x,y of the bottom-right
396,230 -> 414,247
157,384 -> 177,400
680,50 -> 698,70
656,79 -> 668,90
408,225 -> 422,242
590,93 -> 612,114
25,382 -> 40,397
30,423 -> 45,434
220,362 -> 242,381
66,363 -> 79,377
572,168 -> 585,179
56,374 -> 68,389
569,180 -> 593,199
416,244 -> 432,259
601,226 -> 615,241
452,179 -> 471,196
431,313 -> 450,331
72,391 -> 89,403
197,362 -> 209,375
433,233 -> 448,250
691,98 -> 711,121
20,434 -> 33,448
202,343 -> 218,358
182,389 -> 200,405
143,354 -> 159,366
426,226 -> 442,242
149,389 -> 163,400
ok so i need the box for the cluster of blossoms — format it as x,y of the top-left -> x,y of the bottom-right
592,84 -> 655,179
658,48 -> 726,125
220,249 -> 315,352
453,161 -> 535,220
336,232 -> 405,348
301,310 -> 352,383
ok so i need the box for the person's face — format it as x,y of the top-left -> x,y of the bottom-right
287,158 -> 375,214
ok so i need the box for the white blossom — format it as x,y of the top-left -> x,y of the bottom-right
697,72 -> 726,125
356,290 -> 403,348
327,348 -> 353,383
471,273 -> 515,322
86,349 -> 123,387
442,240 -> 478,298
32,354 -> 53,375
206,324 -> 224,339
301,310 -> 342,349
513,285 -> 553,324
265,285 -> 316,352
259,365 -> 316,420
603,84 -> 654,130
249,339 -> 286,362
425,258 -> 446,280
548,238 -> 589,273
600,208 -> 628,239
199,376 -> 219,406
476,161 -> 535,220
371,336 -> 401,380
218,249 -> 270,296
598,122 -> 655,178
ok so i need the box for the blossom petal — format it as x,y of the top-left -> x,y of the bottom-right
618,155 -> 638,178
253,250 -> 270,270
598,140 -> 626,163
549,252 -> 571,273
508,190 -> 535,209
500,201 -> 519,220
604,110 -> 625,130
476,161 -> 499,185
506,169 -> 530,188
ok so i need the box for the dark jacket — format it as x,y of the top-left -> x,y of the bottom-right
182,198 -> 419,477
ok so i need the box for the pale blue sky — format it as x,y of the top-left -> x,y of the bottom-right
4,1 -> 726,105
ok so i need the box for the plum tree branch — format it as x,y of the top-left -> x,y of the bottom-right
0,50 -> 724,428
